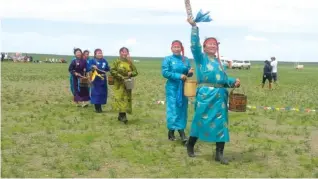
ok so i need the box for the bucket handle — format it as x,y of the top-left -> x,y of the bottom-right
230,85 -> 245,95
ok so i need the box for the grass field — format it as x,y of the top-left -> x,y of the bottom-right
1,57 -> 318,177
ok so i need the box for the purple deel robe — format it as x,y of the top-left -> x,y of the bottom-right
68,58 -> 90,102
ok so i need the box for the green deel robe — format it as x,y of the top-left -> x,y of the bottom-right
110,58 -> 138,114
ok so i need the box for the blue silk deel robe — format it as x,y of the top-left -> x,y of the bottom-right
189,26 -> 237,142
162,55 -> 193,130
88,58 -> 110,104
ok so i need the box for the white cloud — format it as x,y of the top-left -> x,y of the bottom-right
245,35 -> 268,42
1,0 -> 318,33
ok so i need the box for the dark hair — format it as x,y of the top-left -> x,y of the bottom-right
83,50 -> 90,54
94,48 -> 102,55
93,48 -> 103,58
119,47 -> 129,53
271,56 -> 276,60
73,48 -> 82,55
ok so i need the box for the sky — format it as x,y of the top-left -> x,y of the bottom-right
1,0 -> 318,62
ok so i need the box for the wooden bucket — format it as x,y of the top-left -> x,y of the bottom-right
229,88 -> 247,112
108,76 -> 114,85
184,80 -> 197,97
79,77 -> 90,87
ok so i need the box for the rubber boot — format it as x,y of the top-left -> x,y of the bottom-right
122,113 -> 128,124
168,130 -> 176,141
95,104 -> 101,113
178,130 -> 187,145
186,136 -> 198,157
215,142 -> 229,165
118,112 -> 128,124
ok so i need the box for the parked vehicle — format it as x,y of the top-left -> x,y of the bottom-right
232,60 -> 251,69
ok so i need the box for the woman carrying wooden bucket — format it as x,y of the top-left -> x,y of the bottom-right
161,40 -> 194,144
110,47 -> 138,124
88,49 -> 110,113
186,18 -> 240,165
68,48 -> 90,107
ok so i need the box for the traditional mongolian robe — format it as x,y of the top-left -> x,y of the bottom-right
161,55 -> 193,131
68,58 -> 90,102
110,58 -> 138,114
189,26 -> 237,143
88,58 -> 110,104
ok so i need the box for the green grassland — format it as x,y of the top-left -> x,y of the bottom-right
1,54 -> 318,177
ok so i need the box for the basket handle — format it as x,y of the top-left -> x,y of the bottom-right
230,85 -> 245,95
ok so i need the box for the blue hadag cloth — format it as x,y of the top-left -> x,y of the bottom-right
194,9 -> 213,23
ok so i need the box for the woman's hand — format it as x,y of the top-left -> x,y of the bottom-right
188,68 -> 194,74
187,17 -> 196,26
181,74 -> 187,81
234,78 -> 240,87
127,72 -> 132,77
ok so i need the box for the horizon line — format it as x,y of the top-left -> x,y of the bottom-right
3,51 -> 317,63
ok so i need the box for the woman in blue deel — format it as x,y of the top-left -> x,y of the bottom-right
89,49 -> 110,113
186,17 -> 241,165
161,40 -> 194,144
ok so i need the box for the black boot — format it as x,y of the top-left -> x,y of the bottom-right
215,142 -> 229,165
98,105 -> 103,113
186,136 -> 198,157
118,113 -> 128,124
168,130 -> 176,141
178,130 -> 187,144
122,113 -> 128,124
95,104 -> 102,113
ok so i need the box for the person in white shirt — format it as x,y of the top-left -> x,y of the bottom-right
270,57 -> 278,83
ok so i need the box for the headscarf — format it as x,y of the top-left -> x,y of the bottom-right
171,40 -> 184,61
203,37 -> 223,71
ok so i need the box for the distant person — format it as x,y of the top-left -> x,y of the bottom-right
88,49 -> 110,113
68,48 -> 90,107
161,40 -> 193,144
262,60 -> 273,89
270,57 -> 278,84
1,53 -> 4,61
110,47 -> 138,124
83,50 -> 93,75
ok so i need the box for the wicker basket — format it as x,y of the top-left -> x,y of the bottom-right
184,80 -> 197,97
229,88 -> 247,112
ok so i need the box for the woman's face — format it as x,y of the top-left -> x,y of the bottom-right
120,49 -> 129,59
83,52 -> 89,59
75,51 -> 82,58
96,51 -> 103,59
204,40 -> 218,55
171,44 -> 182,55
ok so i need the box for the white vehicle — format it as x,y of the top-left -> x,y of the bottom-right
220,56 -> 232,67
232,60 -> 251,70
